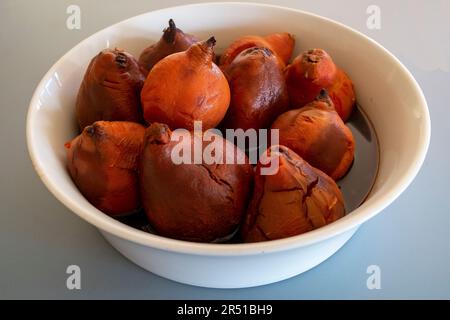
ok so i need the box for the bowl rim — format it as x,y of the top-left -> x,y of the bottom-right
26,1 -> 431,256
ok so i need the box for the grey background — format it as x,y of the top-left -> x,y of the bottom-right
1,0 -> 449,299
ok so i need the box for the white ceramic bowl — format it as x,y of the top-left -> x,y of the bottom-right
27,2 -> 430,288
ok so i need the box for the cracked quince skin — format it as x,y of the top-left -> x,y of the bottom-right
139,123 -> 253,242
241,145 -> 345,243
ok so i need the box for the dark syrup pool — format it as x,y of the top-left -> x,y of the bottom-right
338,105 -> 379,211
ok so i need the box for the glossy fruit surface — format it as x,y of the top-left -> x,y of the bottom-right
271,90 -> 355,180
221,47 -> 289,130
285,49 -> 355,121
242,145 -> 345,242
140,123 -> 254,242
141,37 -> 230,130
76,49 -> 147,130
65,121 -> 145,216
220,32 -> 295,69
139,19 -> 198,71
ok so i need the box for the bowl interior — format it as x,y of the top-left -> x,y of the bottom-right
27,3 -> 429,253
